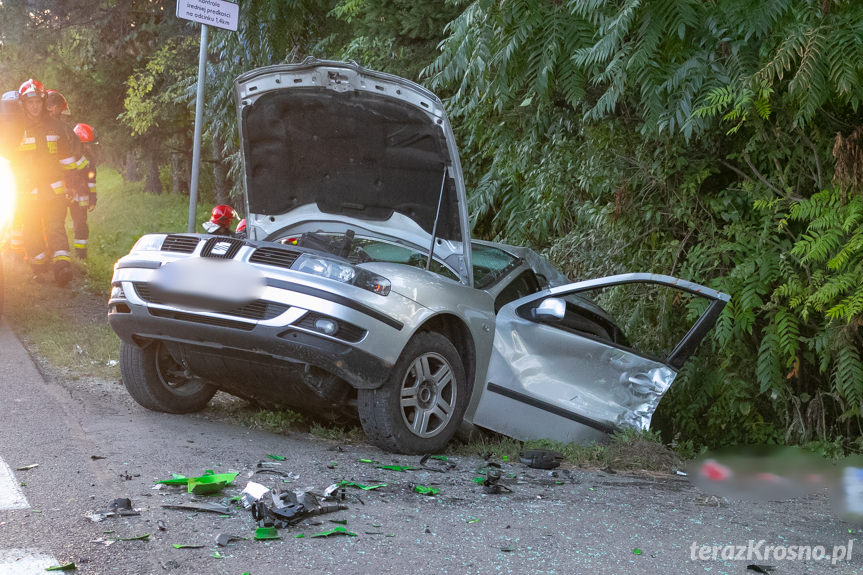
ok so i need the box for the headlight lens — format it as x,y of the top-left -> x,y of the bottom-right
293,253 -> 390,295
131,234 -> 167,252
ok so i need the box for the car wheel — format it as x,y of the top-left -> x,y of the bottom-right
358,331 -> 467,454
120,341 -> 216,413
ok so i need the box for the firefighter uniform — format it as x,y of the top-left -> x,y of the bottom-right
69,123 -> 97,259
16,80 -> 82,286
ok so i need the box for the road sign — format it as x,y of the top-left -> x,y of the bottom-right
176,0 -> 238,32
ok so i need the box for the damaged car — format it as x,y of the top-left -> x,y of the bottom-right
107,59 -> 729,453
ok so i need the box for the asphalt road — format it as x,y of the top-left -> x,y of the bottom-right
0,318 -> 860,575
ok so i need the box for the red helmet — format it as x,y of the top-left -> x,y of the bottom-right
19,78 -> 46,99
236,218 -> 246,233
73,123 -> 97,143
210,205 -> 238,227
45,90 -> 70,116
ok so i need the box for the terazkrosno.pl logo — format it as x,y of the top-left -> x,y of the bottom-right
690,540 -> 853,565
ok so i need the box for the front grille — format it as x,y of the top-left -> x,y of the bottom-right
295,312 -> 366,343
201,236 -> 244,259
161,235 -> 200,254
134,283 -> 288,320
249,247 -> 300,269
148,308 -> 255,331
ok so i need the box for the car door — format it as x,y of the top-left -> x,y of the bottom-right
469,273 -> 729,443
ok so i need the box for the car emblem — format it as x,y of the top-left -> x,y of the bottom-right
211,241 -> 232,256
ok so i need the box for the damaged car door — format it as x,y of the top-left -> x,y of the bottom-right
470,273 -> 729,443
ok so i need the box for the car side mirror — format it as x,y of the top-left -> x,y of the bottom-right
532,298 -> 565,321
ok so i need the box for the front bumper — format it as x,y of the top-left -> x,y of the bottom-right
108,256 -> 421,389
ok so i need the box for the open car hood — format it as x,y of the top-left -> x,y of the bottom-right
234,59 -> 473,284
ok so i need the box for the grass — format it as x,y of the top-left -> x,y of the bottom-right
449,428 -> 680,473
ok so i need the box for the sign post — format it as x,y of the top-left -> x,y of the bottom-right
175,0 -> 239,233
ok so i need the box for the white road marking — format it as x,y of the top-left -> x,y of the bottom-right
0,549 -> 58,574
0,457 -> 28,510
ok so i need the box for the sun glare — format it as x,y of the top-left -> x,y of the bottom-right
0,157 -> 16,231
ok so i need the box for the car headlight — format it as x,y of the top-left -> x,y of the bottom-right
293,253 -> 391,295
131,233 -> 167,252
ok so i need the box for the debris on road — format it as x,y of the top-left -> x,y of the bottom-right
309,526 -> 356,538
241,481 -> 269,508
16,464 -> 38,471
45,562 -> 76,571
337,480 -> 386,491
161,503 -> 232,515
86,498 -> 141,522
254,526 -> 280,540
250,486 -> 348,528
520,449 -> 563,469
215,533 -> 247,547
172,544 -> 205,549
419,454 -> 456,472
747,566 -> 777,574
413,485 -> 440,496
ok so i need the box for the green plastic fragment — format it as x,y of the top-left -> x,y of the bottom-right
385,533 -> 395,537
212,552 -> 224,558
295,534 -> 305,538
187,472 -> 239,494
633,548 -> 643,555
219,515 -> 231,518
472,477 -> 485,483
172,544 -> 205,549
254,527 -> 281,540
329,519 -> 348,525
119,534 -> 150,541
429,455 -> 448,461
358,459 -> 378,464
376,465 -> 418,472
555,481 -> 565,485
338,480 -> 386,490
467,518 -> 480,524
502,456 -> 509,462
157,471 -> 238,492
45,563 -> 76,571
413,485 -> 440,496
267,454 -> 286,461
310,526 -> 357,538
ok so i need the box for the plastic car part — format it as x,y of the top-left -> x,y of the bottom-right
120,341 -> 216,413
357,332 -> 468,454
520,449 -> 564,470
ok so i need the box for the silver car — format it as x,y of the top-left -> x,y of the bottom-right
107,60 -> 729,454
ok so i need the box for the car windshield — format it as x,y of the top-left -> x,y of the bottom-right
280,231 -> 461,282
471,243 -> 519,289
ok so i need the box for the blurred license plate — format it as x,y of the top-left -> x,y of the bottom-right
153,258 -> 265,309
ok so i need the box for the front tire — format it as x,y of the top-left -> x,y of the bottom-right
120,341 -> 216,413
358,331 -> 468,454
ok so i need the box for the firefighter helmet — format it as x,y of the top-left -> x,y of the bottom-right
210,204 -> 238,227
45,90 -> 70,116
73,123 -> 97,143
18,79 -> 46,99
236,218 -> 247,233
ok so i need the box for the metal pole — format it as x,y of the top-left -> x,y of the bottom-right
187,24 -> 209,232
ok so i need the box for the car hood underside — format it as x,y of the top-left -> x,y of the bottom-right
238,64 -> 463,243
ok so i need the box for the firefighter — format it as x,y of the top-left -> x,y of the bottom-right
15,79 -> 81,286
44,90 -> 71,120
203,204 -> 240,236
69,123 -> 98,258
